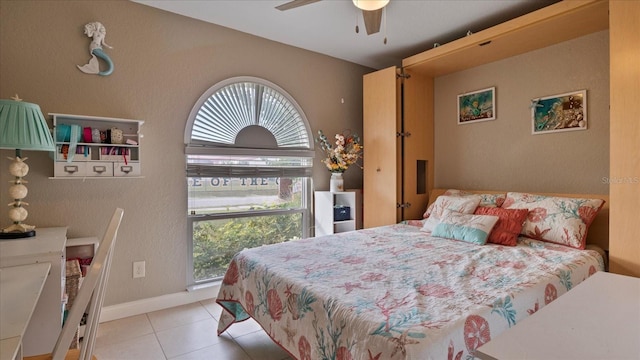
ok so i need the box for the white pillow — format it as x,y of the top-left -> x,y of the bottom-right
421,195 -> 481,232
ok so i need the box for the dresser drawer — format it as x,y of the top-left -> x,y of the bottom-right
86,162 -> 114,177
113,162 -> 140,177
54,162 -> 87,177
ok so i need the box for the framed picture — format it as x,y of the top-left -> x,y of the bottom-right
457,87 -> 496,124
531,90 -> 587,135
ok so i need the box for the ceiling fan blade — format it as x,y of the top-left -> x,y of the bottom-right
362,8 -> 383,35
276,0 -> 322,11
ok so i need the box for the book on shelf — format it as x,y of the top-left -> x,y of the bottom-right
99,146 -> 131,162
56,144 -> 91,161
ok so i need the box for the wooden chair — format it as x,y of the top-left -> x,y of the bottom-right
25,208 -> 124,360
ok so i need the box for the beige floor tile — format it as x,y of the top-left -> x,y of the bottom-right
168,336 -> 251,360
96,314 -> 154,347
93,333 -> 166,360
155,318 -> 221,358
224,317 -> 264,339
147,302 -> 213,332
199,298 -> 223,321
232,330 -> 294,360
93,301 -> 295,360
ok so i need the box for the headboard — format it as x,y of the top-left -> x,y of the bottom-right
428,189 -> 610,251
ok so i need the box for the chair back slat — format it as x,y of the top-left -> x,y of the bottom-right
51,208 -> 124,360
80,226 -> 117,360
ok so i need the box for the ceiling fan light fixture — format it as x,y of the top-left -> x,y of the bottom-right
352,0 -> 389,11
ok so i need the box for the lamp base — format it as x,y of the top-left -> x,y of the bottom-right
0,229 -> 36,239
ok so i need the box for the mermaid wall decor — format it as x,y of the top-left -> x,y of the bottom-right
77,21 -> 114,76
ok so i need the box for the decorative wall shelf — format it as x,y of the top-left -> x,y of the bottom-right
49,113 -> 144,179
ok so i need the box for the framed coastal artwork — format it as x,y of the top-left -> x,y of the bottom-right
457,87 -> 495,124
531,90 -> 587,135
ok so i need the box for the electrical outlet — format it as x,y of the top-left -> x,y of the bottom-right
133,261 -> 145,278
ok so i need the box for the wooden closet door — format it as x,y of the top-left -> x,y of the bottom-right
402,69 -> 433,220
363,66 -> 401,228
609,0 -> 640,277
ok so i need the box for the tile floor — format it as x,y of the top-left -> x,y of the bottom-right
94,299 -> 295,360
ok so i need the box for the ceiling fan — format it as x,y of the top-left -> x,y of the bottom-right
276,0 -> 389,36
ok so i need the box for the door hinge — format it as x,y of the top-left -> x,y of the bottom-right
396,132 -> 412,137
396,203 -> 412,208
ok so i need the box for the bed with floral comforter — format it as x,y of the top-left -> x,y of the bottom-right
216,223 -> 604,360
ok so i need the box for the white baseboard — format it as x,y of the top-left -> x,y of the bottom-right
99,283 -> 220,323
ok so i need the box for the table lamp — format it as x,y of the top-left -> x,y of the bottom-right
0,96 -> 55,239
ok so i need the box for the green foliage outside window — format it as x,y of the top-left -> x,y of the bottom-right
192,211 -> 302,281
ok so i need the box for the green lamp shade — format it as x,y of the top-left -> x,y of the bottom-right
0,99 -> 55,151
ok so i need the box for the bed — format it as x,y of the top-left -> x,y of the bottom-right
216,189 -> 608,359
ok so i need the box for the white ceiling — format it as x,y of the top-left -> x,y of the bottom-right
133,0 -> 559,70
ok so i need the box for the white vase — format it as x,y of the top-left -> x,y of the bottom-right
330,172 -> 344,192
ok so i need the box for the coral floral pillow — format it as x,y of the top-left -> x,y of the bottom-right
502,192 -> 605,249
474,206 -> 528,246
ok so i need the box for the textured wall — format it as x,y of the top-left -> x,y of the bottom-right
434,30 -> 609,194
0,1 -> 370,305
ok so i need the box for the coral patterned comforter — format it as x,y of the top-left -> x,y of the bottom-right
216,223 -> 604,360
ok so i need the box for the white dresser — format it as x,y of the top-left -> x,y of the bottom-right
0,228 -> 67,357
0,262 -> 50,360
476,271 -> 640,360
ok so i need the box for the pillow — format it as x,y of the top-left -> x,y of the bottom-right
474,206 -> 529,246
400,219 -> 426,227
432,210 -> 499,245
478,193 -> 507,208
502,192 -> 605,249
444,189 -> 507,208
423,189 -> 505,218
421,195 -> 482,232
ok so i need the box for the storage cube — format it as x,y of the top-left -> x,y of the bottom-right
333,206 -> 351,221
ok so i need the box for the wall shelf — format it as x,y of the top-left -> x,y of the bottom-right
49,113 -> 144,179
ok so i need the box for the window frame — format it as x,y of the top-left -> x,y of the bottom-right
186,189 -> 310,288
184,76 -> 314,289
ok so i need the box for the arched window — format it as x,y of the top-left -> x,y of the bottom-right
185,77 -> 314,287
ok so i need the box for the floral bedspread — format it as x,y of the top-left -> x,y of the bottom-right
216,223 -> 604,360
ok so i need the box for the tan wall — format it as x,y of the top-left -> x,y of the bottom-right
434,30 -> 609,194
0,1 -> 371,305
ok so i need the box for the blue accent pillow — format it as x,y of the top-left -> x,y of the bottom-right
432,210 -> 499,245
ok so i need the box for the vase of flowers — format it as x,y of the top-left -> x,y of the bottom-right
316,130 -> 363,192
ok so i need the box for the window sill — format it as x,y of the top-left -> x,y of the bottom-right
187,280 -> 221,293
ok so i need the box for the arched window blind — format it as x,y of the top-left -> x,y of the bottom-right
184,77 -> 314,178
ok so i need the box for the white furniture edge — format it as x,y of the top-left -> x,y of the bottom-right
0,262 -> 51,360
476,271 -> 640,359
0,336 -> 21,360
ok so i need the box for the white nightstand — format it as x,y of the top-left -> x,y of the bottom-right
0,228 -> 67,357
314,190 -> 362,236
